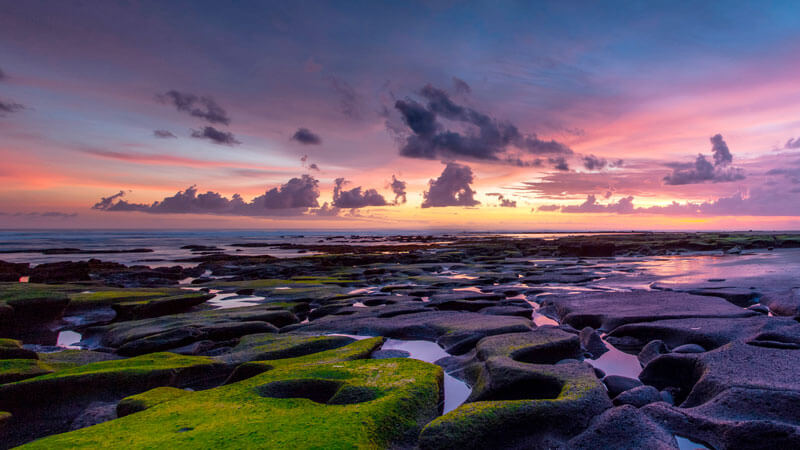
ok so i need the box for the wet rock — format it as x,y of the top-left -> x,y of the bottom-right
579,327 -> 609,358
294,308 -> 532,355
117,321 -> 277,356
557,241 -> 616,257
28,261 -> 90,283
603,375 -> 643,399
540,291 -> 756,332
760,288 -> 800,316
687,287 -> 760,307
478,306 -> 532,317
747,303 -> 770,314
638,339 -> 669,366
568,405 -> 678,449
608,315 -> 800,352
613,385 -> 662,407
371,349 -> 410,359
672,343 -> 705,354
0,261 -> 29,282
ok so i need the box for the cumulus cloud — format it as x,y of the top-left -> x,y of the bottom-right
332,178 -> 388,208
0,100 -> 25,116
422,163 -> 480,208
153,129 -> 176,138
393,84 -> 573,168
301,155 -> 320,171
664,134 -> 744,185
191,126 -> 240,145
390,175 -> 407,204
538,187 -> 800,216
157,90 -> 231,125
785,138 -> 800,149
487,193 -> 517,207
310,202 -> 340,216
93,175 -> 320,216
292,127 -> 321,145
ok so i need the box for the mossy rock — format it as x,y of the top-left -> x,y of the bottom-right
20,337 -> 443,449
218,333 -> 356,364
67,288 -> 179,309
0,411 -> 10,432
419,329 -> 612,449
111,292 -> 214,321
0,338 -> 38,360
0,284 -> 71,325
37,350 -> 123,371
91,305 -> 299,353
117,386 -> 194,417
0,359 -> 54,384
0,352 -> 226,410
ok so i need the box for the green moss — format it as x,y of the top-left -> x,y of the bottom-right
21,338 -> 443,449
117,387 -> 193,417
27,352 -> 214,382
220,333 -> 356,364
38,350 -> 122,371
68,289 -> 173,307
0,359 -> 53,384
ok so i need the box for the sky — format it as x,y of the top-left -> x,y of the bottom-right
2,0 -> 800,230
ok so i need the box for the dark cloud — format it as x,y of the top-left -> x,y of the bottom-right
663,134 -> 744,185
393,84 -> 572,168
582,155 -> 623,171
0,100 -> 25,116
390,175 -> 407,204
190,126 -> 240,145
325,75 -> 361,119
153,129 -> 176,138
549,156 -> 570,171
157,90 -> 230,125
0,211 -> 77,219
487,193 -> 517,207
292,127 -> 321,145
301,155 -> 321,171
785,138 -> 800,149
311,202 -> 340,216
93,175 -> 320,216
309,163 -> 320,171
422,163 -> 480,208
332,178 -> 388,208
537,204 -> 560,212
452,76 -> 471,94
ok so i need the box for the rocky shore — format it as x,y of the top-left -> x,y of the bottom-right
1,232 -> 799,448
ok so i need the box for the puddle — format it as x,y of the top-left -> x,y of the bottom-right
330,335 -> 471,414
586,338 -> 642,378
56,330 -> 83,349
207,291 -> 264,309
675,435 -> 712,450
18,276 -> 30,283
381,339 -> 471,414
453,286 -> 483,293
352,302 -> 368,308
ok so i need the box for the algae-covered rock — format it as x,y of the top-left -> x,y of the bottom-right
116,386 -> 193,417
0,338 -> 37,360
0,359 -> 54,384
20,338 -> 442,450
419,328 -> 611,449
0,352 -> 228,447
217,333 -> 355,364
0,284 -> 71,329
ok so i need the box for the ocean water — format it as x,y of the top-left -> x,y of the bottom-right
0,229 -> 623,267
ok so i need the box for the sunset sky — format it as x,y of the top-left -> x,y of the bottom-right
2,1 -> 800,230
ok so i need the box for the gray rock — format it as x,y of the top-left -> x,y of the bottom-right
603,375 -> 643,399
672,343 -> 705,354
539,291 -> 756,332
613,385 -> 662,408
579,326 -> 609,358
69,401 -> 117,431
638,340 -> 669,366
569,405 -> 678,449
